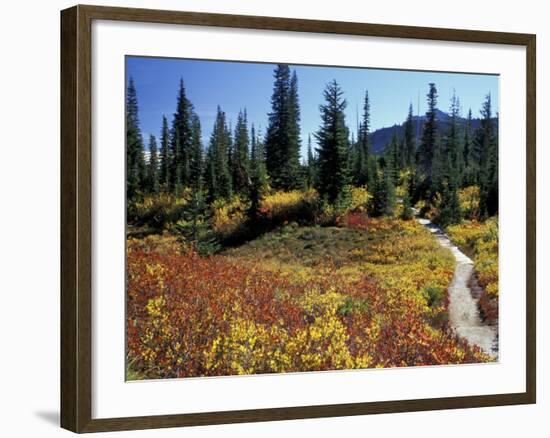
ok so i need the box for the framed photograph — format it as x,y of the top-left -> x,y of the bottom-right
60,4 -> 536,433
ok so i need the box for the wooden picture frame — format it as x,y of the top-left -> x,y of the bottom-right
60,4 -> 536,433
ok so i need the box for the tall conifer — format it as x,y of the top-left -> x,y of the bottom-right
265,65 -> 303,189
126,77 -> 146,200
354,90 -> 373,188
462,109 -> 475,186
147,134 -> 159,194
315,80 -> 351,203
415,83 -> 438,200
189,113 -> 203,192
306,134 -> 317,189
159,115 -> 170,188
403,103 -> 416,168
171,79 -> 194,189
286,71 -> 303,188
232,109 -> 250,194
474,94 -> 498,217
205,106 -> 232,200
249,124 -> 268,219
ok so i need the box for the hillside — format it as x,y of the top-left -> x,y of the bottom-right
369,108 -> 498,154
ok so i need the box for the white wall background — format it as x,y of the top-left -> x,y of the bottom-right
0,0 -> 545,436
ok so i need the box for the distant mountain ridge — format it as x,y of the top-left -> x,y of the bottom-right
369,108 -> 496,154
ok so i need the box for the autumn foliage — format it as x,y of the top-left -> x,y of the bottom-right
127,216 -> 491,379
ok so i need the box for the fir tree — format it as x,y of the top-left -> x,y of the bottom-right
250,125 -> 268,190
205,106 -> 232,200
265,64 -> 290,189
181,111 -> 208,249
171,79 -> 194,190
403,103 -> 416,168
416,83 -> 438,198
147,134 -> 159,194
265,65 -> 302,190
170,129 -> 182,192
433,94 -> 463,227
370,163 -> 396,217
159,115 -> 171,188
285,70 -> 303,188
474,94 -> 498,217
382,163 -> 397,216
306,134 -> 317,189
445,91 -> 464,185
401,190 -> 413,220
437,177 -> 461,227
354,90 -> 373,188
189,113 -> 203,192
232,109 -> 250,194
462,109 -> 475,186
126,77 -> 146,200
315,80 -> 351,203
431,134 -> 445,193
385,128 -> 400,182
249,124 -> 268,220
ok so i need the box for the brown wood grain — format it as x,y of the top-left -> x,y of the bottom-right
60,4 -> 536,433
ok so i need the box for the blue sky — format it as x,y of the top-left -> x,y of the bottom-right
127,56 -> 499,159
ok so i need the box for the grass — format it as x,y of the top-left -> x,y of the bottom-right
225,223 -> 374,270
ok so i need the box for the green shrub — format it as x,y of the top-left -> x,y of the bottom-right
424,286 -> 444,308
129,192 -> 189,230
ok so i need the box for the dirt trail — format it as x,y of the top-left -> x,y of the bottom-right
416,216 -> 498,357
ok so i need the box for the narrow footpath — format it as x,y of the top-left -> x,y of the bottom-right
416,216 -> 498,357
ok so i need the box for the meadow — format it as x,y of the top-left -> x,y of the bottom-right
126,190 -> 494,379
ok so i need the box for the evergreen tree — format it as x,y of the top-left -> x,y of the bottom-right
189,113 -> 203,192
398,138 -> 407,171
265,65 -> 303,190
159,115 -> 171,188
462,109 -> 475,186
433,94 -> 463,227
205,106 -> 232,200
170,129 -> 182,192
474,94 -> 498,217
179,113 -> 206,248
126,77 -> 146,200
401,190 -> 413,220
416,83 -> 438,199
382,163 -> 397,216
306,134 -> 317,189
314,80 -> 351,203
171,79 -> 194,190
285,70 -> 303,188
403,103 -> 416,168
385,128 -> 400,182
147,134 -> 159,194
226,120 -> 234,191
487,110 -> 499,216
354,90 -> 373,188
250,125 -> 268,190
445,91 -> 464,185
232,109 -> 250,194
249,124 -> 268,220
431,134 -> 445,193
265,64 -> 290,189
370,166 -> 383,217
370,163 -> 395,217
437,177 -> 461,227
